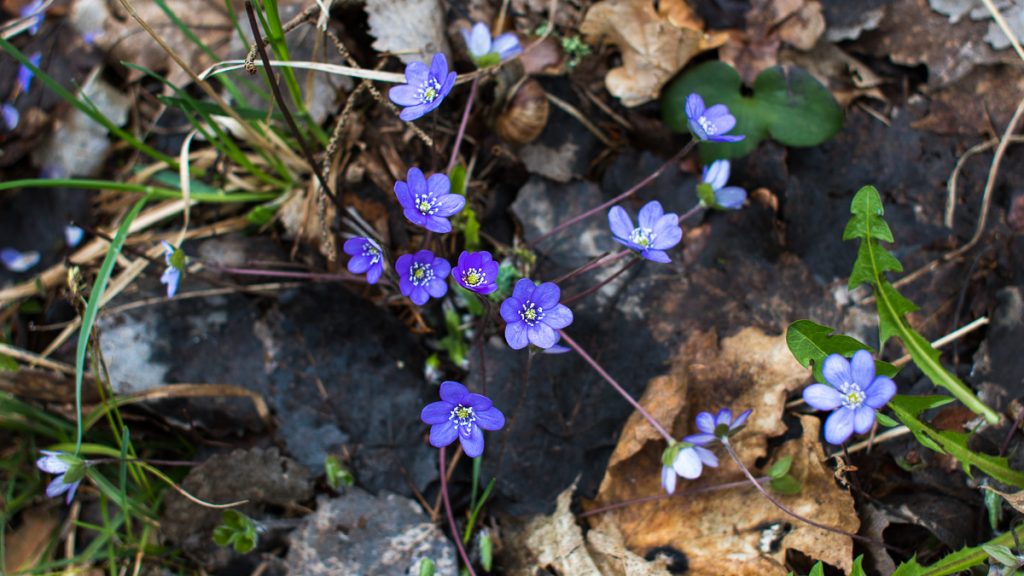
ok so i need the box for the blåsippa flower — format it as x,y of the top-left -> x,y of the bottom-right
698,160 -> 747,210
20,0 -> 45,35
397,250 -> 450,305
499,279 -> 573,350
421,381 -> 505,458
660,436 -> 719,494
608,200 -> 682,263
685,93 -> 744,143
803,350 -> 896,445
1,103 -> 18,130
452,250 -> 499,294
394,167 -> 465,233
344,237 -> 385,284
461,22 -> 522,67
1,247 -> 40,272
17,53 -> 42,93
36,450 -> 85,504
388,53 -> 456,122
687,407 -> 752,444
161,241 -> 186,298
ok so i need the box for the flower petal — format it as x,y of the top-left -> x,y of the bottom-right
395,254 -> 413,275
542,304 -> 573,330
65,480 -> 80,504
702,160 -> 730,190
347,254 -> 373,274
427,173 -> 451,197
505,321 -> 529,349
475,406 -> 505,431
429,52 -> 449,80
421,401 -> 453,424
641,249 -> 671,263
684,433 -> 716,445
850,350 -> 876,388
714,186 -> 746,210
695,411 -> 715,434
460,425 -> 485,458
343,237 -> 365,256
434,194 -> 465,217
853,406 -> 876,435
427,278 -> 448,298
36,453 -> 68,474
709,134 -> 745,143
466,393 -> 493,411
822,354 -> 852,388
532,282 -> 561,309
695,446 -> 719,467
685,93 -> 705,121
404,61 -> 429,86
394,180 -> 412,208
607,206 -> 634,239
410,286 -> 429,305
424,215 -> 453,233
638,200 -> 664,230
366,263 -> 383,285
440,381 -> 469,403
803,383 -> 843,411
500,297 -> 522,323
399,103 -> 430,122
824,408 -> 855,445
731,409 -> 752,430
46,476 -> 71,498
650,215 -> 682,250
672,447 -> 703,479
715,409 -> 733,428
512,278 -> 536,301
528,323 -> 558,349
492,33 -> 521,59
468,22 -> 491,57
429,422 -> 458,448
661,465 -> 677,495
864,376 -> 896,409
388,84 -> 421,107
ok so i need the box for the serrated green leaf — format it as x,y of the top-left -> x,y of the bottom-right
894,524 -> 1024,576
785,320 -> 898,383
983,544 -> 1019,567
844,186 -> 1000,424
768,456 -> 793,479
890,395 -> 955,418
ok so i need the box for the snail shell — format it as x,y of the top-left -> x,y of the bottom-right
495,78 -> 549,146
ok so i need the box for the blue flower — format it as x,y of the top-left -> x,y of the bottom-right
394,167 -> 465,233
1,104 -> 18,130
344,237 -> 385,284
499,279 -> 573,350
160,241 -> 185,298
65,224 -> 85,248
462,22 -> 522,67
36,451 -> 84,505
660,436 -> 719,494
388,53 -> 457,122
685,93 -> 744,143
20,0 -> 45,35
397,250 -> 450,305
803,350 -> 896,445
452,250 -> 499,294
607,200 -> 682,263
421,381 -> 505,458
699,160 -> 747,210
687,408 -> 752,444
1,247 -> 40,272
17,53 -> 42,93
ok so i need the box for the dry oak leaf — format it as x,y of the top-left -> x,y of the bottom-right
589,328 -> 859,575
580,0 -> 728,107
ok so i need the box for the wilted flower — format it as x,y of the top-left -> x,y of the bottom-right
660,436 -> 719,494
17,53 -> 42,93
608,200 -> 682,263
344,237 -> 385,284
685,93 -> 744,143
36,450 -> 84,504
397,250 -> 450,305
698,160 -> 747,210
687,408 -> 752,444
2,103 -> 19,130
388,53 -> 456,122
803,350 -> 896,445
160,241 -> 186,298
20,0 -> 45,35
395,167 -> 465,234
499,279 -> 573,350
1,247 -> 40,272
421,381 -> 505,458
461,22 -> 522,67
452,250 -> 499,294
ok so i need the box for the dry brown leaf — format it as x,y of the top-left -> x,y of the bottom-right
3,508 -> 58,573
720,0 -> 825,84
984,486 -> 1024,515
588,328 -> 859,575
580,0 -> 727,107
779,43 -> 885,107
365,0 -> 450,63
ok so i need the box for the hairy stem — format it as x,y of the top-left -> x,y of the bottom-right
447,75 -> 480,174
552,249 -> 632,285
578,477 -> 768,518
561,257 -> 640,307
439,447 -> 477,576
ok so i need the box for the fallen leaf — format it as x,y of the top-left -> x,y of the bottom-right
911,65 -> 1024,135
3,507 -> 58,573
778,43 -> 885,107
588,328 -> 859,575
720,0 -> 825,84
984,486 -> 1024,515
580,0 -> 727,107
365,0 -> 450,63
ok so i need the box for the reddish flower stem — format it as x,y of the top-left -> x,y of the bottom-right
209,265 -> 368,284
528,140 -> 695,247
558,330 -> 673,443
577,477 -> 767,518
551,249 -> 633,285
678,202 -> 703,223
561,257 -> 640,307
439,447 -> 477,576
447,75 -> 480,174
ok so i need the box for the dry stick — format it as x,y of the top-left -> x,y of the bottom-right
244,1 -> 336,203
528,140 -> 695,247
944,136 -> 1024,228
447,76 -> 480,174
578,477 -> 767,519
439,447 -> 478,576
558,331 -> 674,443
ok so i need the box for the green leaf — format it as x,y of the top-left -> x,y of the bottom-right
890,395 -> 955,418
246,205 -> 279,227
808,561 -> 825,576
450,164 -> 467,196
419,558 -> 437,576
844,186 -> 1000,425
875,412 -> 899,427
768,456 -> 793,479
212,525 -> 233,546
661,61 -> 842,160
325,455 -> 354,490
479,531 -> 493,571
233,532 -> 256,553
0,353 -> 18,372
982,544 -> 1019,567
785,320 -> 898,383
894,523 -> 1024,576
770,474 -> 802,495
851,555 -> 867,576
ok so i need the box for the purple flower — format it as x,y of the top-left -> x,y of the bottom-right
661,436 -> 719,494
452,250 -> 499,294
20,0 -> 45,35
499,279 -> 574,350
687,408 -> 752,444
344,237 -> 385,284
421,381 -> 505,458
394,167 -> 465,233
462,22 -> 522,67
397,250 -> 450,305
803,350 -> 896,445
1,104 -> 18,130
388,53 -> 457,122
17,53 -> 42,94
160,241 -> 185,298
608,200 -> 682,263
699,160 -> 747,210
685,93 -> 744,143
1,247 -> 40,272
36,451 -> 83,504
65,224 -> 84,248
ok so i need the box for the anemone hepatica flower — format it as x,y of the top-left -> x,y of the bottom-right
64,224 -> 84,248
37,451 -> 84,504
1,248 -> 40,272
699,160 -> 747,210
421,381 -> 505,458
388,53 -> 456,122
160,241 -> 186,298
500,279 -> 573,350
20,0 -> 45,35
803,350 -> 896,445
2,103 -> 19,130
685,93 -> 744,143
344,237 -> 385,284
452,250 -> 499,294
397,250 -> 450,305
608,200 -> 682,263
687,408 -> 752,444
395,167 -> 465,233
17,53 -> 42,93
462,22 -> 522,67
660,436 -> 719,494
